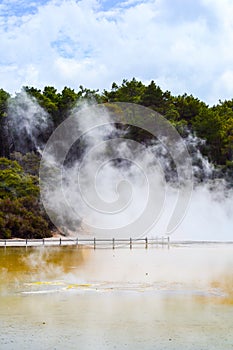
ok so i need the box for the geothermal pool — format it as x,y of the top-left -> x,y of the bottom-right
0,244 -> 233,350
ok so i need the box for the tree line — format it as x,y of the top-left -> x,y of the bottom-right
0,78 -> 232,239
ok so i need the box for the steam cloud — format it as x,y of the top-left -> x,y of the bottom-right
7,91 -> 233,241
39,102 -> 232,241
7,90 -> 53,154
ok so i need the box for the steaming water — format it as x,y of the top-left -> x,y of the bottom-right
7,94 -> 233,241
4,81 -> 233,350
0,245 -> 233,349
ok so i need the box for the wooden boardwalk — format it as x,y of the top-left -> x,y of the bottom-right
0,237 -> 170,249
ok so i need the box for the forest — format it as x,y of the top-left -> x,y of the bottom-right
0,78 -> 233,239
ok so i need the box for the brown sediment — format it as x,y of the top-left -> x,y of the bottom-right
194,294 -> 233,305
194,273 -> 233,305
210,274 -> 233,304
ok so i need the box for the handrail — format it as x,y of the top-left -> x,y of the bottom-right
0,236 -> 170,248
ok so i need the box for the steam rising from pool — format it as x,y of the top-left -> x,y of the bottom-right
1,246 -> 233,350
2,93 -> 233,350
1,246 -> 232,302
7,91 -> 233,241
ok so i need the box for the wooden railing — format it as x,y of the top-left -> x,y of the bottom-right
0,236 -> 170,249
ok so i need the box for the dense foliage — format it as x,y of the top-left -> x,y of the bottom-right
0,158 -> 51,239
0,79 -> 233,238
1,80 -> 232,169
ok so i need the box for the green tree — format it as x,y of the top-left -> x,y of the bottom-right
141,80 -> 172,114
10,151 -> 41,176
0,158 -> 39,199
0,89 -> 10,157
173,93 -> 206,123
103,78 -> 145,104
192,107 -> 229,165
0,197 -> 51,239
0,158 -> 52,239
57,86 -> 81,123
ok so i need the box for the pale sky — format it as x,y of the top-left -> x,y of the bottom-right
1,0 -> 233,105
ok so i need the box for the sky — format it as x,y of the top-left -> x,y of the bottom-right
1,0 -> 233,105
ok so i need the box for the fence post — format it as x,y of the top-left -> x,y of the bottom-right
130,237 -> 132,249
145,237 -> 148,249
112,238 -> 115,249
76,237 -> 78,246
94,237 -> 96,249
43,238 -> 45,246
60,237 -> 61,246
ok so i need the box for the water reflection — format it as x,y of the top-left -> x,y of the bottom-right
0,246 -> 87,292
0,245 -> 233,349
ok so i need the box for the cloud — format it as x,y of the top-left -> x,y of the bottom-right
0,0 -> 233,104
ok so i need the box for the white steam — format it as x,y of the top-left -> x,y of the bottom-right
6,93 -> 232,241
40,101 -> 233,241
7,90 -> 53,153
